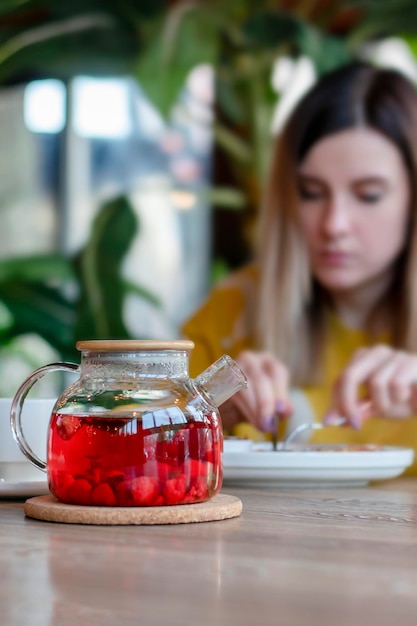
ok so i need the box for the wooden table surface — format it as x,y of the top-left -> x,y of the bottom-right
2,478 -> 417,626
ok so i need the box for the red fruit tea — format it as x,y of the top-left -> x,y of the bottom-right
48,412 -> 222,507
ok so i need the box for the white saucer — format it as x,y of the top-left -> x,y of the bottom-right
0,479 -> 50,498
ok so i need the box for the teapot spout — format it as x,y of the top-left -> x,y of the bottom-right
193,355 -> 247,408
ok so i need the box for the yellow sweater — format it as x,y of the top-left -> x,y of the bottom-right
182,266 -> 417,475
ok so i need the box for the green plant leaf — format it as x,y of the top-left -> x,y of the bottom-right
0,0 -> 166,84
0,254 -> 75,282
123,279 -> 162,309
295,22 -> 353,74
204,186 -> 248,210
213,121 -> 253,165
241,10 -> 302,49
0,280 -> 76,358
402,33 -> 417,56
74,195 -> 138,340
0,14 -> 138,83
0,300 -> 13,333
135,5 -> 220,118
347,0 -> 417,43
0,0 -> 31,17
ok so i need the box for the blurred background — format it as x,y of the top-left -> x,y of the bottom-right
1,0 -> 417,395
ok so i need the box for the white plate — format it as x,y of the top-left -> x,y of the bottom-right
222,442 -> 415,487
0,479 -> 50,498
223,437 -> 253,453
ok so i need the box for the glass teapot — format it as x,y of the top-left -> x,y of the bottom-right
10,340 -> 247,507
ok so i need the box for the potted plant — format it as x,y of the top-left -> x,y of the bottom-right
0,195 -> 160,396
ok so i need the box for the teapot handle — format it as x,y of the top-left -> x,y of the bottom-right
10,362 -> 80,471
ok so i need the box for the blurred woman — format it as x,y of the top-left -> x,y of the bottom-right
182,62 -> 417,471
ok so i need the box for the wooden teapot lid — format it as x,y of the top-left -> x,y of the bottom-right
76,340 -> 195,352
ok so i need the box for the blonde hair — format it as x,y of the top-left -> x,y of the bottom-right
254,62 -> 417,384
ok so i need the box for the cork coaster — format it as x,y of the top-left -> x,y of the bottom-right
24,493 -> 242,526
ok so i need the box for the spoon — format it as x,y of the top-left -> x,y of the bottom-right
281,416 -> 347,450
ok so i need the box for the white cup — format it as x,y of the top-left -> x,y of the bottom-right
0,398 -> 56,481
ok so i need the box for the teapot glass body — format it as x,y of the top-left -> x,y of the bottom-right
11,340 -> 247,507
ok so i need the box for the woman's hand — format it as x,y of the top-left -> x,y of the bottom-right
219,350 -> 292,433
326,345 -> 417,428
